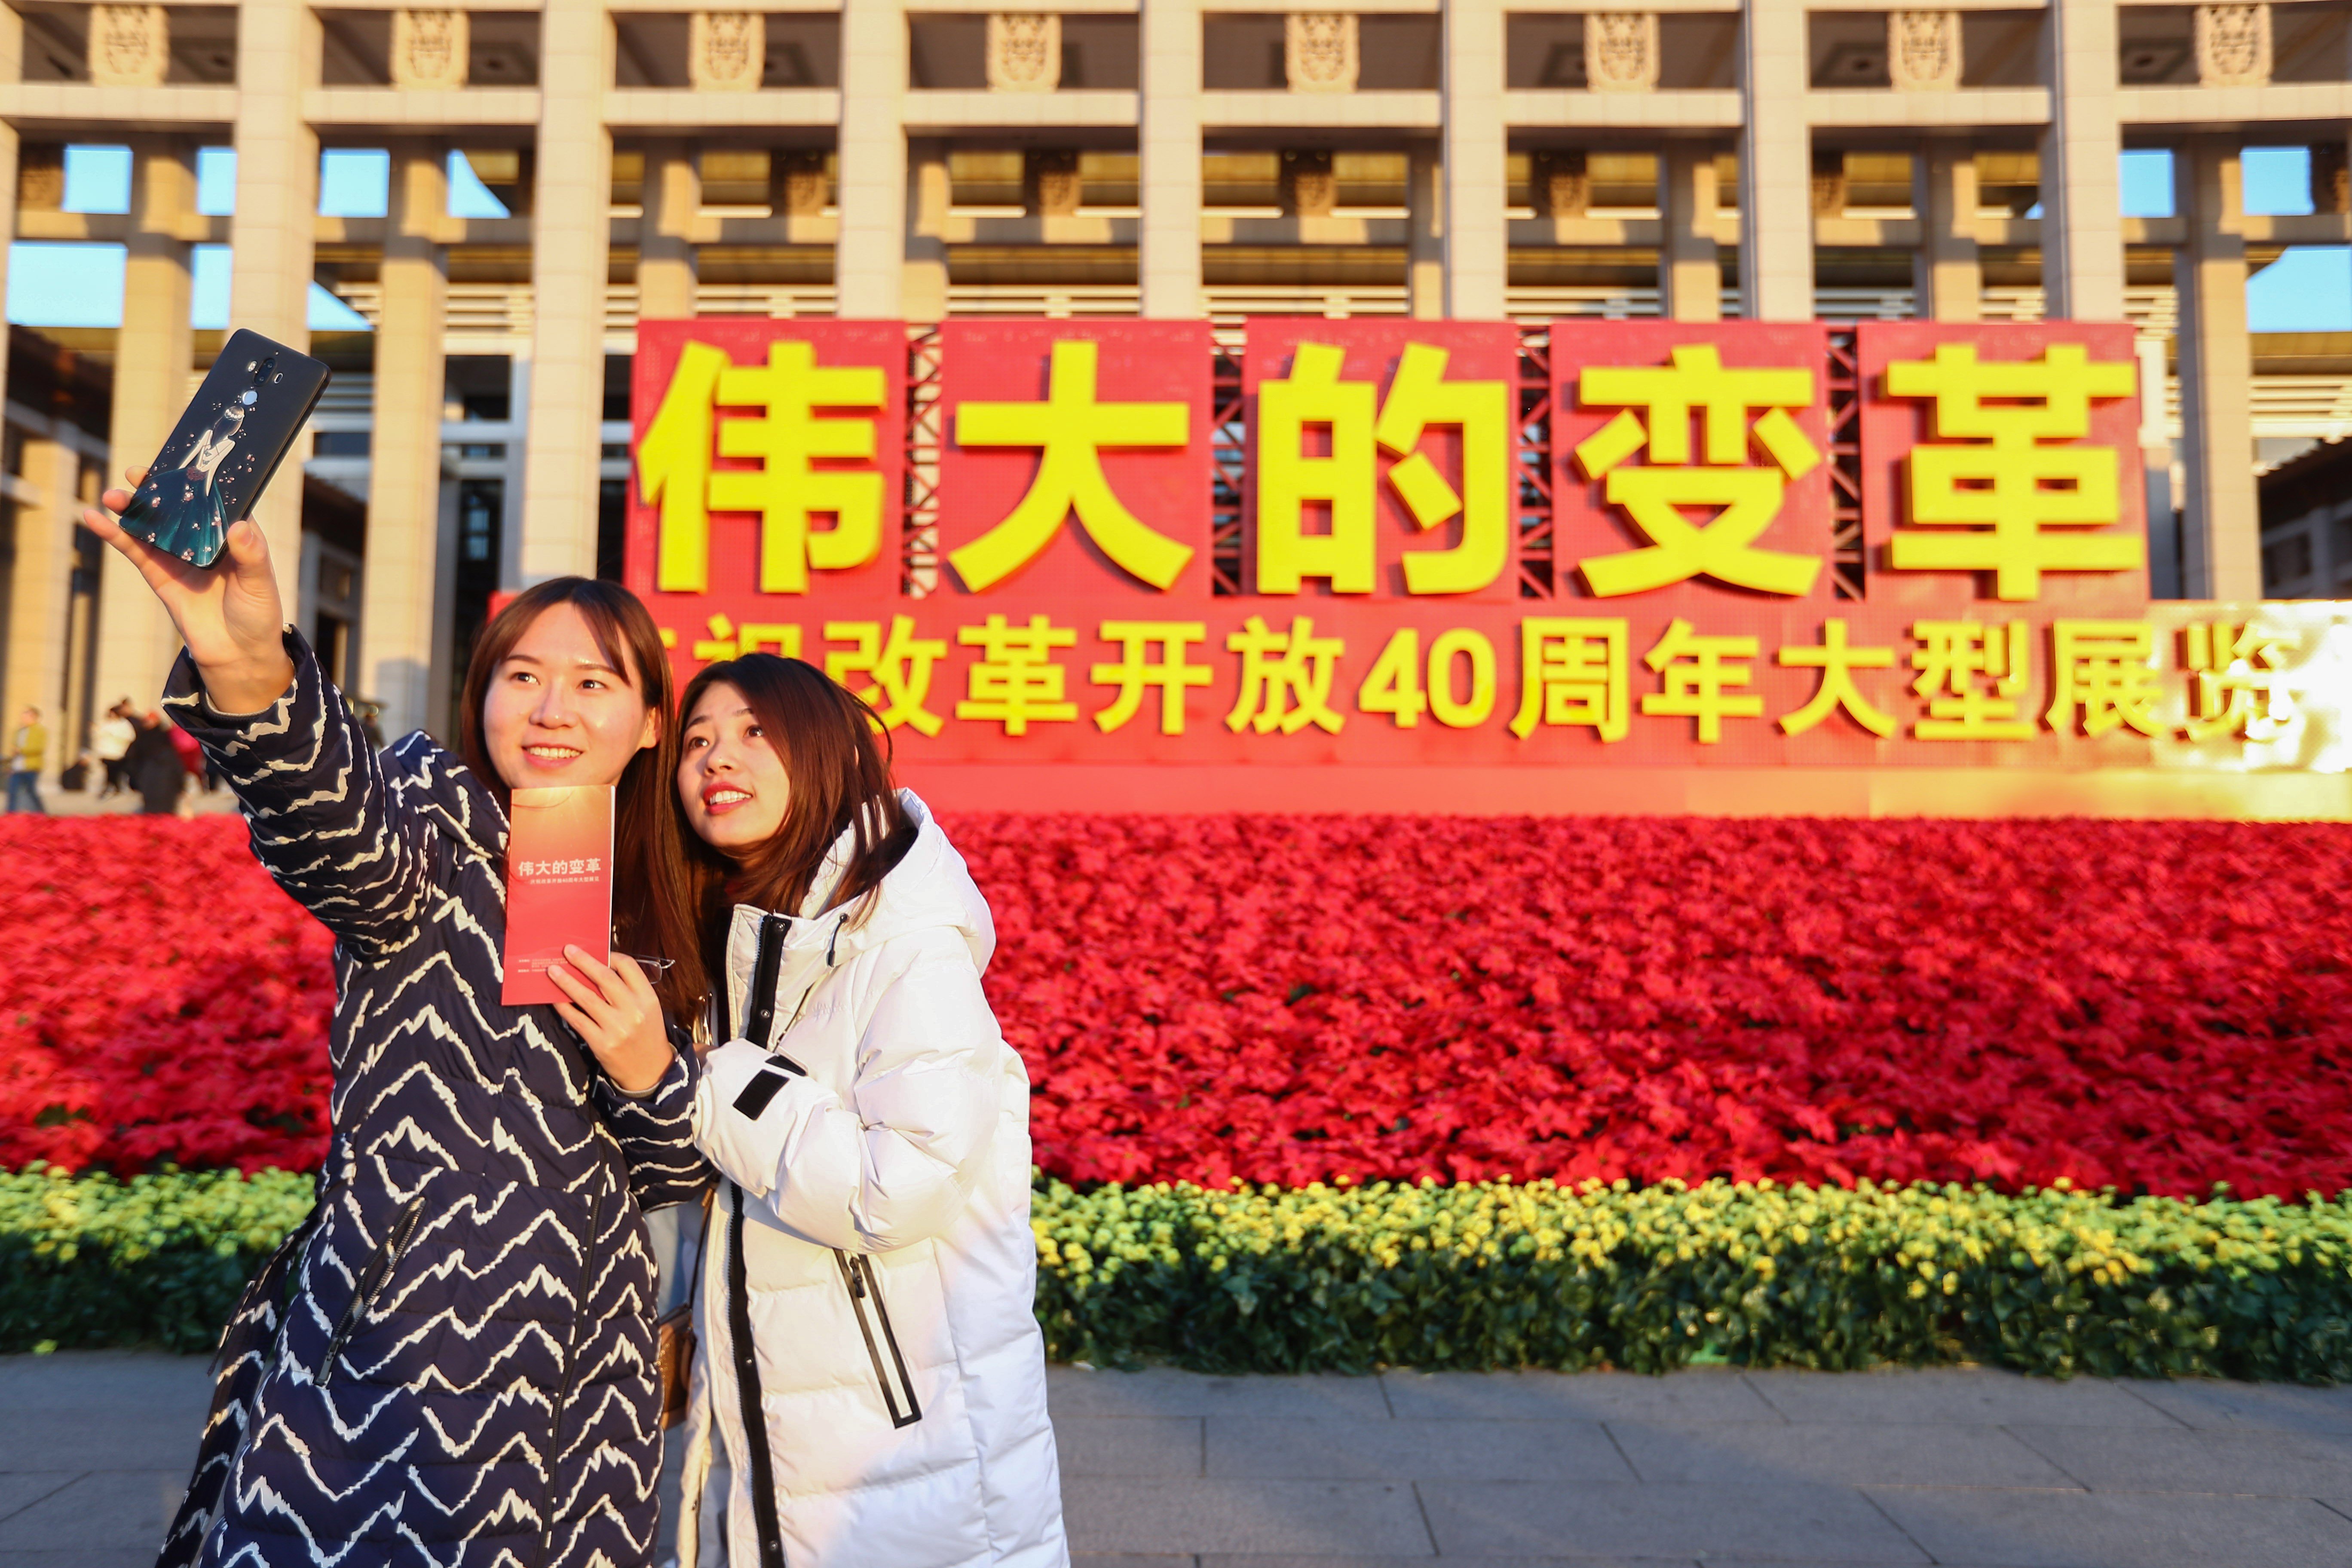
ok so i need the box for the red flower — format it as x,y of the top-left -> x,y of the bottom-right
9,812 -> 2352,1200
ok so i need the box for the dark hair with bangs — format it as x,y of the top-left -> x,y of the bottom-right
458,576 -> 707,1017
675,654 -> 915,983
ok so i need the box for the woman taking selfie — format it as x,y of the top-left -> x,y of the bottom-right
84,478 -> 709,1567
670,653 -> 1067,1568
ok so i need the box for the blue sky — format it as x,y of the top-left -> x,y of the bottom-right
8,143 -> 2350,332
6,146 -> 511,331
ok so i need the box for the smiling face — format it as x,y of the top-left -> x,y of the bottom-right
479,603 -> 659,792
677,681 -> 792,854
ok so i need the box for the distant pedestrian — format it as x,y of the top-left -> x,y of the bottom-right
5,705 -> 46,814
93,701 -> 135,796
125,713 -> 184,815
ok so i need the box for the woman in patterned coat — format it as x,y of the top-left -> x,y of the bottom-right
86,474 -> 711,1568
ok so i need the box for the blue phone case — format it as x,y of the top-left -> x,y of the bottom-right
116,329 -> 332,567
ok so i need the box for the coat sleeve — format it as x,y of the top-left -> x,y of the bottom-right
693,934 -> 1002,1253
591,1044 -> 714,1210
163,628 -> 432,963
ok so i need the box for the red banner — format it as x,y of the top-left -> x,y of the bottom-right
622,318 -> 2348,812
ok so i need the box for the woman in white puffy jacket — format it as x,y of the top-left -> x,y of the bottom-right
669,651 -> 1069,1568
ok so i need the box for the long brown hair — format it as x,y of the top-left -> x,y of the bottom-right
459,577 -> 707,1016
676,654 -> 915,982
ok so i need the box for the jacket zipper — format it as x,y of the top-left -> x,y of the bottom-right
740,912 -> 791,1051
729,1182 -> 789,1568
316,1193 -> 427,1387
834,1250 -> 924,1429
546,1188 -> 605,1444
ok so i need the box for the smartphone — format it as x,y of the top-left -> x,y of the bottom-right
115,329 -> 332,567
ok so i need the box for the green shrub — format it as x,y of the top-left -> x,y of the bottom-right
0,1164 -> 314,1354
1033,1175 -> 2352,1381
14,1165 -> 2352,1381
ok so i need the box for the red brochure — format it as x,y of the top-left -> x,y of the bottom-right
502,785 -> 614,1007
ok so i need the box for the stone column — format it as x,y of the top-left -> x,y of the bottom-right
1139,0 -> 1202,317
1138,0 -> 1204,315
6,436 -> 83,760
2173,138 -> 2260,600
228,0 -> 320,613
836,0 -> 907,318
1441,0 -> 1505,318
359,146 -> 449,737
2137,334 -> 2181,598
902,139 -> 949,323
95,140 -> 197,710
1407,150 -> 1443,320
1740,0 -> 1811,320
2040,0 -> 2124,321
637,140 -> 700,322
1659,145 -> 1720,322
1913,142 -> 1980,322
520,0 -> 612,582
0,5 -> 37,734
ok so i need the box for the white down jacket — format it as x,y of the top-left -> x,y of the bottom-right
678,790 -> 1069,1568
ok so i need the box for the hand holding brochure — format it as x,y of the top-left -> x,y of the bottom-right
502,785 -> 615,1007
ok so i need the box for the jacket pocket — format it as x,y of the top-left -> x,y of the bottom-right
316,1193 -> 428,1387
835,1249 -> 923,1429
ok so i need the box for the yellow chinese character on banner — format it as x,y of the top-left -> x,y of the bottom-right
1509,618 -> 1630,741
1093,621 -> 1212,735
2049,619 -> 2163,738
1642,618 -> 1763,742
638,340 -> 889,595
1225,615 -> 1346,734
957,614 -> 1079,735
825,616 -> 948,736
1776,619 -> 1896,737
949,340 -> 1191,591
691,615 -> 802,664
1357,628 -> 1500,729
1573,344 -> 1824,598
1258,345 -> 1374,594
1257,343 -> 1511,596
1911,620 -> 2034,740
2183,620 -> 2301,741
1884,343 -> 2140,600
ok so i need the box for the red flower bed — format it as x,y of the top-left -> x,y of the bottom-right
1,818 -> 334,1174
7,812 -> 2352,1197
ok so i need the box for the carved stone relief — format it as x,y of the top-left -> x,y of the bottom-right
2193,4 -> 2271,87
1811,150 -> 1847,217
2314,143 -> 2349,215
986,14 -> 1062,92
1284,14 -> 1358,94
772,150 -> 829,215
1279,150 -> 1337,217
1886,11 -> 1961,92
1023,150 -> 1083,216
88,6 -> 169,88
1583,13 -> 1659,94
690,12 -> 766,92
18,145 -> 64,210
390,10 -> 469,90
1530,150 -> 1590,218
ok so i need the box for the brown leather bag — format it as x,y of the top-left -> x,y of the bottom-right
655,1187 -> 714,1430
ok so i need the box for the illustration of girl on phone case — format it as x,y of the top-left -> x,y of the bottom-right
131,392 -> 250,563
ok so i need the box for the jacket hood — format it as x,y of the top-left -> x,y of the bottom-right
723,790 -> 994,1031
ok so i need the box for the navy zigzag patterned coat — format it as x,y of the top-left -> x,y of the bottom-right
154,631 -> 706,1568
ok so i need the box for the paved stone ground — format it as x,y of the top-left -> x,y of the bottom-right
12,1352 -> 2352,1566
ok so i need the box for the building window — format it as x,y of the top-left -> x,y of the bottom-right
2262,529 -> 2314,592
597,479 -> 626,582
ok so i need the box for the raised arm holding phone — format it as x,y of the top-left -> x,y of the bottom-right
87,368 -> 712,1564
